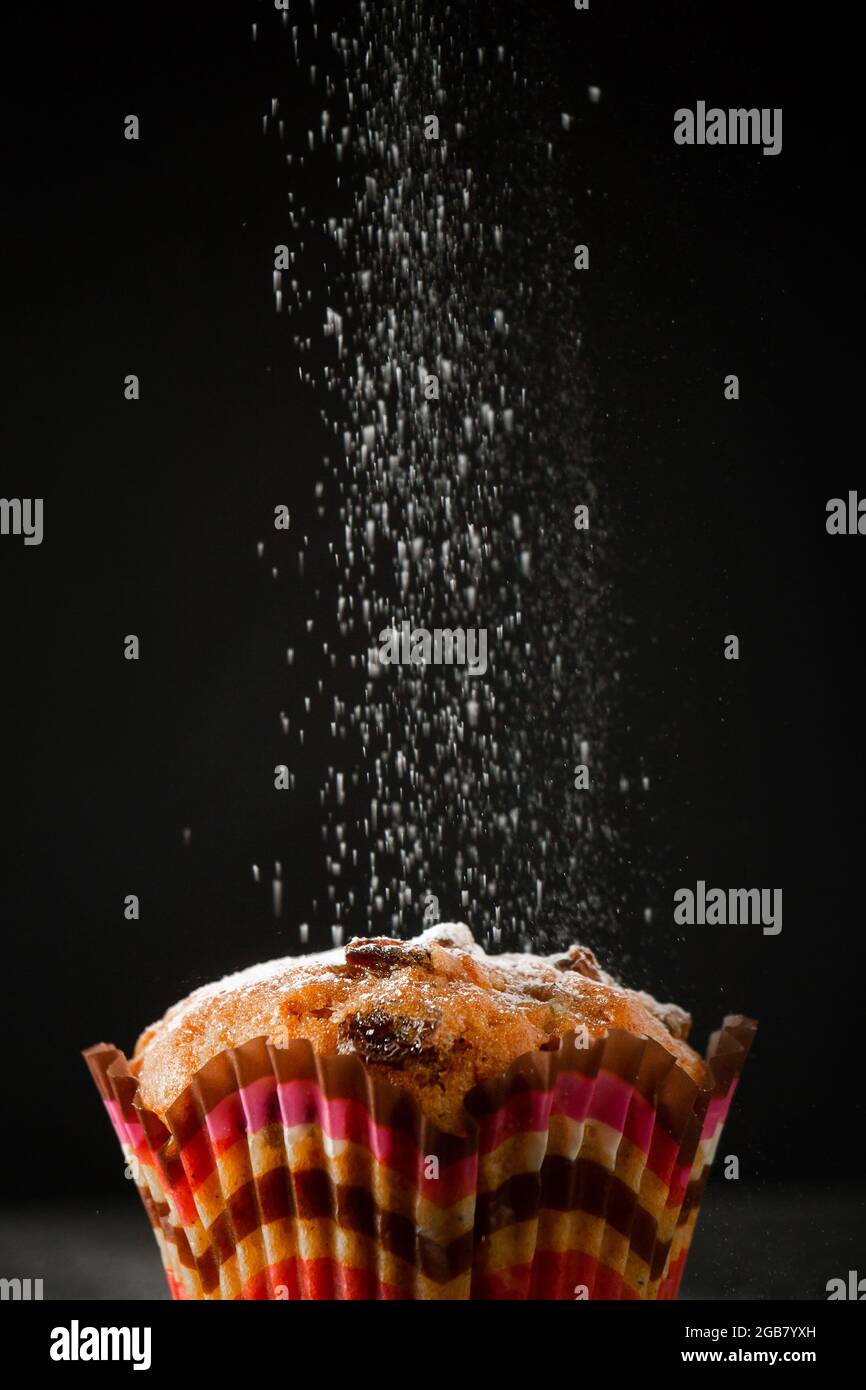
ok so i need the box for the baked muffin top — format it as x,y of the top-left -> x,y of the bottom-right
131,923 -> 702,1134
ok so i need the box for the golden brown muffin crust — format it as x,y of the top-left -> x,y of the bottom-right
131,923 -> 704,1134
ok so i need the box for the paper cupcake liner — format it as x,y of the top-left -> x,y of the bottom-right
84,1014 -> 755,1300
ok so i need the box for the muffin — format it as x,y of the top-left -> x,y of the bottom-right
84,923 -> 755,1299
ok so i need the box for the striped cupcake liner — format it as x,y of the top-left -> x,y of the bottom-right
84,1015 -> 755,1299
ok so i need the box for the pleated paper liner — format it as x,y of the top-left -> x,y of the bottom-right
84,1014 -> 755,1300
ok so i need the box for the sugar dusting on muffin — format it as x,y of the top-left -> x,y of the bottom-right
132,923 -> 702,1134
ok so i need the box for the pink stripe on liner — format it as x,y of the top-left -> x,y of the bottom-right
105,1100 -> 147,1153
589,1070 -> 660,1154
104,1099 -> 130,1144
480,1071 -> 658,1159
553,1070 -> 660,1158
550,1071 -> 593,1123
275,1078 -> 330,1130
622,1085 -> 657,1155
240,1074 -> 282,1131
237,1073 -> 478,1206
204,1090 -> 249,1157
589,1071 -> 634,1134
477,1089 -> 555,1154
702,1080 -> 738,1138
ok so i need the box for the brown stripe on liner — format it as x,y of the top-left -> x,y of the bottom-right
227,1179 -> 261,1246
336,1183 -> 377,1242
199,1170 -> 477,1282
419,1228 -> 474,1283
678,1170 -> 709,1224
475,1171 -> 541,1238
632,1207 -> 660,1274
258,1165 -> 296,1225
208,1209 -> 239,1267
155,1219 -> 195,1272
538,1155 -> 660,1269
312,1188 -> 475,1281
139,1189 -> 168,1232
174,1225 -> 197,1270
650,1236 -> 674,1280
157,1143 -> 186,1198
471,1157 -> 670,1280
197,1245 -> 219,1295
474,1153 -> 663,1271
293,1167 -> 336,1222
230,1172 -> 471,1280
379,1208 -> 418,1268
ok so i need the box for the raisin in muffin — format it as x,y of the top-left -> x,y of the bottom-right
131,922 -> 701,1134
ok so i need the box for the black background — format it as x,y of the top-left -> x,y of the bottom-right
0,0 -> 863,1251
